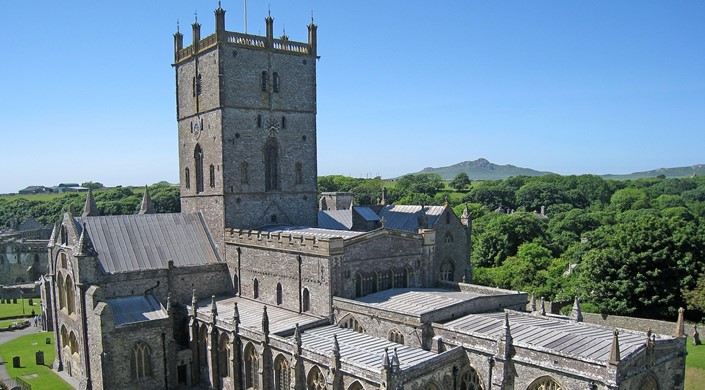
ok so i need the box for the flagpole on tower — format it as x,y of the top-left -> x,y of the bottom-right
243,0 -> 248,34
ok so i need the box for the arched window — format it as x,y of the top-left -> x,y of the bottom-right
218,334 -> 230,378
194,144 -> 204,193
60,252 -> 67,269
130,342 -> 152,380
339,315 -> 364,333
185,168 -> 191,189
388,328 -> 404,344
307,366 -> 327,390
264,138 -> 280,191
261,71 -> 268,92
274,354 -> 290,390
459,367 -> 483,390
378,270 -> 390,291
392,268 -> 407,288
527,376 -> 563,390
61,326 -> 69,348
244,343 -> 259,389
295,162 -> 303,185
69,332 -> 79,356
241,162 -> 249,184
233,274 -> 239,295
276,283 -> 283,305
348,382 -> 364,390
198,324 -> 208,371
302,288 -> 310,312
65,274 -> 75,315
209,164 -> 215,188
272,72 -> 280,93
57,273 -> 66,310
253,278 -> 259,299
440,260 -> 454,282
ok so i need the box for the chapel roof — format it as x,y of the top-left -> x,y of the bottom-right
106,294 -> 167,326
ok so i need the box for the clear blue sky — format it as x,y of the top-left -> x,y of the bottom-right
2,1 -> 703,194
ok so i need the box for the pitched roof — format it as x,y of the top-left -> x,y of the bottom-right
76,212 -> 220,274
318,210 -> 352,230
379,205 -> 446,232
353,288 -> 484,316
106,294 -> 167,326
259,225 -> 365,240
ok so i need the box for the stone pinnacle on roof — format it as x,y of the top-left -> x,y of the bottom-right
570,296 -> 583,322
262,306 -> 270,336
675,307 -> 685,337
191,289 -> 198,316
529,293 -> 536,312
332,334 -> 340,359
233,302 -> 240,324
82,189 -> 99,217
539,297 -> 546,316
166,292 -> 172,315
500,311 -> 514,359
391,347 -> 400,370
294,323 -> 302,356
382,347 -> 390,369
210,295 -> 218,318
609,329 -> 621,366
138,185 -> 155,215
76,223 -> 96,256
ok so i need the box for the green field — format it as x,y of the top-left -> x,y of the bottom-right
686,340 -> 705,390
0,299 -> 41,319
0,332 -> 73,390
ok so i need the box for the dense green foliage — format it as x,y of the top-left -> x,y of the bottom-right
0,184 -> 180,227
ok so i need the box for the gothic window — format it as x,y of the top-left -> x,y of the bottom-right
392,268 -> 406,288
355,272 -> 376,297
60,252 -> 67,269
244,343 -> 259,389
61,326 -> 68,348
339,315 -> 364,333
218,334 -> 230,378
65,274 -> 75,315
272,72 -> 280,93
264,138 -> 280,191
307,366 -> 327,390
274,355 -> 290,390
185,168 -> 191,189
459,367 -> 483,390
444,231 -> 453,243
302,288 -> 310,312
295,162 -> 303,185
355,273 -> 363,298
241,162 -> 249,184
253,278 -> 259,299
69,332 -> 79,356
378,270 -> 390,291
348,382 -> 364,390
440,260 -> 454,282
130,342 -> 152,380
276,283 -> 283,305
261,71 -> 268,92
527,377 -> 563,390
194,144 -> 204,193
388,328 -> 404,344
57,273 -> 66,310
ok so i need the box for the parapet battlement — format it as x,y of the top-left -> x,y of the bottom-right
174,5 -> 317,64
226,228 -> 344,256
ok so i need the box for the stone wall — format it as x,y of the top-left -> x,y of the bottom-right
582,312 -> 678,336
0,237 -> 49,285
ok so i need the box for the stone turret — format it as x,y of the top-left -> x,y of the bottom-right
609,329 -> 621,366
570,296 -> 583,322
82,189 -> 99,217
138,186 -> 155,215
75,223 -> 96,256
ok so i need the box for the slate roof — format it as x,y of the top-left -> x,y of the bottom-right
379,205 -> 446,232
353,288 -> 483,316
295,325 -> 438,370
443,311 -> 658,362
76,213 -> 220,274
106,295 -> 167,326
318,210 -> 352,230
190,295 -> 325,334
258,225 -> 365,240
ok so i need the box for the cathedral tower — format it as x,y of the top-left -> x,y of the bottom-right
174,6 -> 319,251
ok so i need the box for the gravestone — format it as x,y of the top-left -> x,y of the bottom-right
28,298 -> 33,305
12,356 -> 20,368
13,298 -> 17,304
35,350 -> 44,366
46,337 -> 51,344
694,325 -> 701,346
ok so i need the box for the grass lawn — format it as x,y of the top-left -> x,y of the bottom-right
0,299 -> 41,319
686,339 -> 705,390
0,332 -> 72,390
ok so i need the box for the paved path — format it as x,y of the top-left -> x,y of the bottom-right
0,324 -> 45,383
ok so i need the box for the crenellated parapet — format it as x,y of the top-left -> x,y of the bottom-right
225,228 -> 344,256
174,6 -> 317,64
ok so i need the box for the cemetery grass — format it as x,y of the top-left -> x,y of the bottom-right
0,299 -> 40,319
0,332 -> 73,390
686,340 -> 705,390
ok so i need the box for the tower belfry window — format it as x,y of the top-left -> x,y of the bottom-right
264,138 -> 280,191
272,72 -> 280,93
194,144 -> 204,193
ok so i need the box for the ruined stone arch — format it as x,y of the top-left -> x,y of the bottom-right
57,272 -> 66,310
69,331 -> 79,356
458,365 -> 483,390
244,342 -> 259,389
526,376 -> 564,390
638,374 -> 659,390
274,353 -> 291,390
348,381 -> 365,390
306,365 -> 327,390
338,314 -> 364,333
64,273 -> 76,315
61,325 -> 69,348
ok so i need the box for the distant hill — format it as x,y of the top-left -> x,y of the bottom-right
411,159 -> 705,181
414,158 -> 554,180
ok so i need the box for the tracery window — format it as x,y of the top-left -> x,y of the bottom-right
244,343 -> 259,389
440,260 -> 454,282
388,328 -> 404,344
218,334 -> 230,378
198,324 -> 208,370
264,138 -> 280,191
339,315 -> 364,333
194,144 -> 204,193
130,342 -> 152,380
459,367 -> 483,390
527,377 -> 563,390
274,355 -> 290,390
61,326 -> 68,348
378,270 -> 391,291
307,366 -> 327,390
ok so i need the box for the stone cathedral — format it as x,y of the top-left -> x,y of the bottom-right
42,6 -> 686,390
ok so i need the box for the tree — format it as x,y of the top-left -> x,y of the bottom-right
81,181 -> 104,190
450,172 -> 471,191
683,272 -> 705,318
